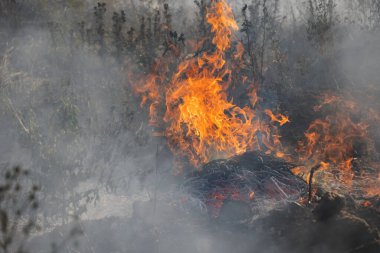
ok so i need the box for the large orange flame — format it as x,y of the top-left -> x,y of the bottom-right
135,0 -> 288,167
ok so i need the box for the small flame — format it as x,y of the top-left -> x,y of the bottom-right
265,109 -> 290,126
297,113 -> 367,186
296,93 -> 378,198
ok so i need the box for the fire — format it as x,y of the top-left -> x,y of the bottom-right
134,58 -> 169,127
135,0 -> 288,167
265,109 -> 290,126
313,93 -> 340,112
295,93 -> 379,197
298,109 -> 364,185
133,1 -> 379,206
297,114 -> 366,181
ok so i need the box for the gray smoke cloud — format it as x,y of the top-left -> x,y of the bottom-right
0,1 -> 379,253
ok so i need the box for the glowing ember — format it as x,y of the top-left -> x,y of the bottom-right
249,191 -> 255,201
206,187 -> 255,217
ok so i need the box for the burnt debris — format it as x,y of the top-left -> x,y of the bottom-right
182,151 -> 308,218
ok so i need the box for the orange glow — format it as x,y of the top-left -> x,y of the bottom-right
313,93 -> 340,112
362,200 -> 372,207
291,166 -> 307,176
249,191 -> 255,201
362,172 -> 380,198
206,187 -> 252,217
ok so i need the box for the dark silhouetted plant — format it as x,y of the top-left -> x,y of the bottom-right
306,0 -> 335,53
112,10 -> 126,60
0,166 -> 39,253
94,2 -> 107,55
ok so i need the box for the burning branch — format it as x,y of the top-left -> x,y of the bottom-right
308,163 -> 322,203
